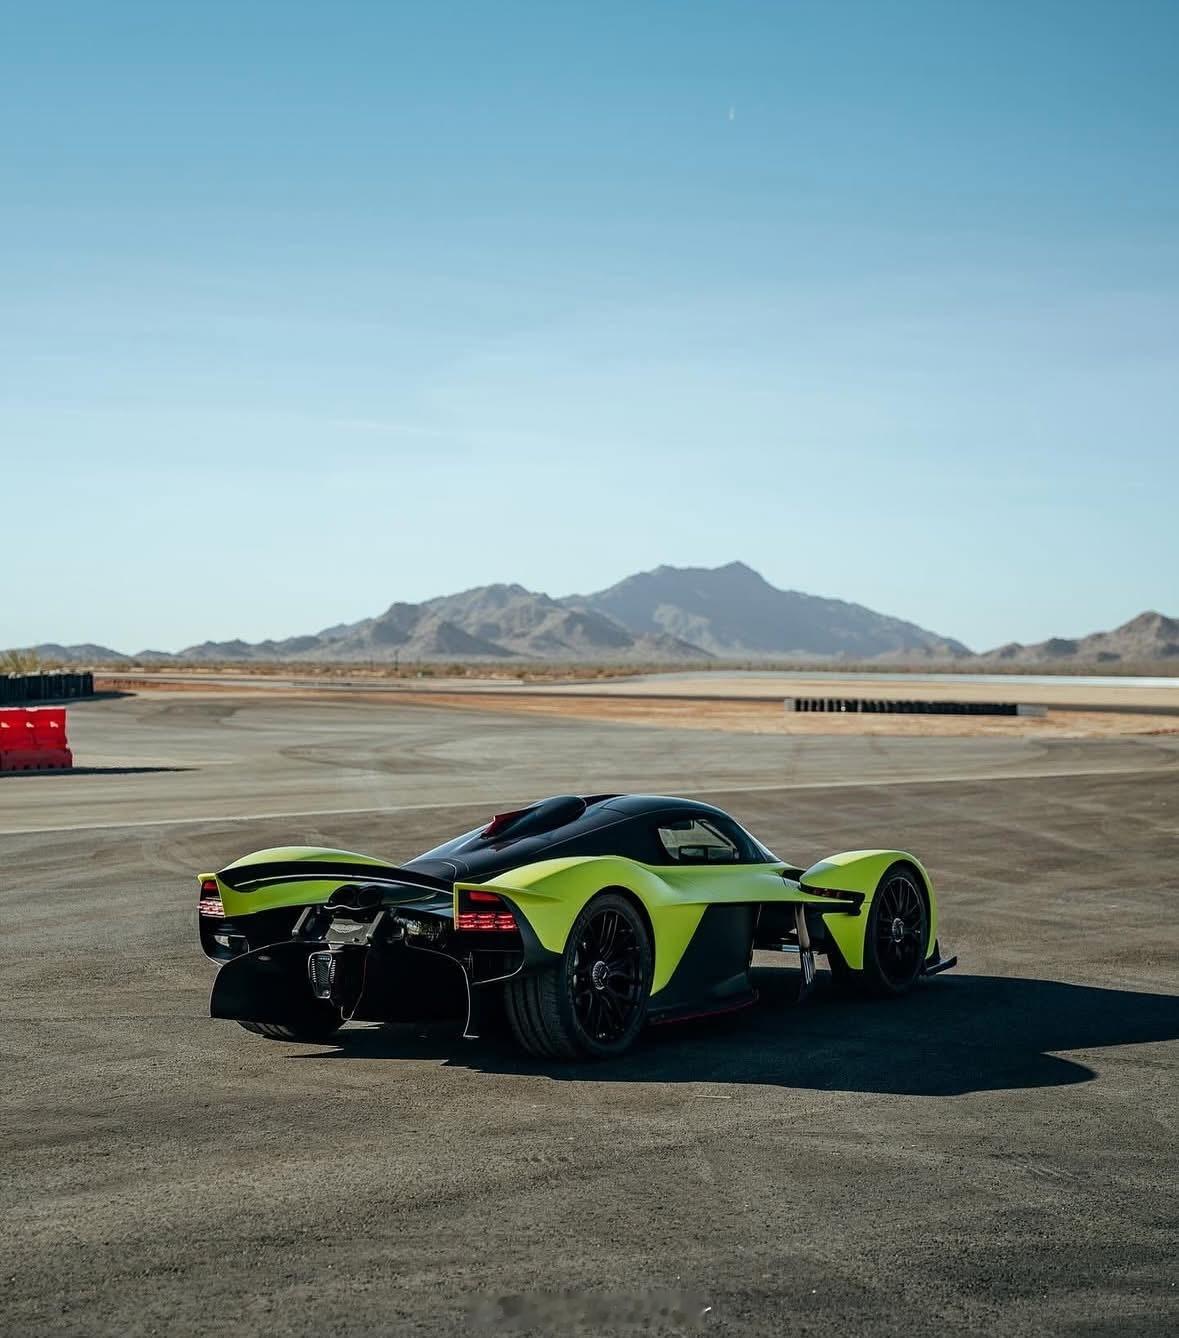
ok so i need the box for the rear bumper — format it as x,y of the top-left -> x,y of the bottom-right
199,904 -> 307,962
199,913 -> 250,962
210,928 -> 528,1038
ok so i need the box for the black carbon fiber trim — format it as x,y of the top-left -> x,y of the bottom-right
218,860 -> 451,894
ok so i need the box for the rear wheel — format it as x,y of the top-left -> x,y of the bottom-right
505,892 -> 652,1059
861,863 -> 928,996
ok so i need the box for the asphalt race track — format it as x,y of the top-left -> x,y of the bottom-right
3,694 -> 1178,1335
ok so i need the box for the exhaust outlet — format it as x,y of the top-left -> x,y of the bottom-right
326,884 -> 384,914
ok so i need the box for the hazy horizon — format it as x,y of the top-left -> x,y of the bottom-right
4,2 -> 1177,651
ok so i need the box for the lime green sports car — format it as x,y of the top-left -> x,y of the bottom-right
198,793 -> 956,1059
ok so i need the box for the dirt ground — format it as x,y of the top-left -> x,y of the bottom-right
95,679 -> 1179,738
3,693 -> 1178,1336
101,667 -> 1179,710
358,691 -> 1179,738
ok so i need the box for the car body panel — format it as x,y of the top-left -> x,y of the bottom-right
458,854 -> 874,995
800,850 -> 936,969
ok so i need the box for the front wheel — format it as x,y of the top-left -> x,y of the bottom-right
861,863 -> 929,997
505,892 -> 652,1060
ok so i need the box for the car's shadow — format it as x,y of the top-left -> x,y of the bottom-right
294,969 -> 1179,1096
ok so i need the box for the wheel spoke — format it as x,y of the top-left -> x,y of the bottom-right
874,876 -> 926,985
600,911 -> 618,956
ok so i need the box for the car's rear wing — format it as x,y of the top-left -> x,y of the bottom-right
218,858 -> 449,895
202,848 -> 451,920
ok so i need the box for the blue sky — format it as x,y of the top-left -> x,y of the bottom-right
3,1 -> 1176,653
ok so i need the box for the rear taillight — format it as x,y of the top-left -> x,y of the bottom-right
198,877 -> 225,918
455,887 -> 517,932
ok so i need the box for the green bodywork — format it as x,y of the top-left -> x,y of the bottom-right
204,847 -> 397,919
203,844 -> 937,994
800,848 -> 937,970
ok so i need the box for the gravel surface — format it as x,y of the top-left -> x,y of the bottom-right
3,696 -> 1177,1335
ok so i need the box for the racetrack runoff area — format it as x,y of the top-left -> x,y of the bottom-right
2,689 -> 1178,1335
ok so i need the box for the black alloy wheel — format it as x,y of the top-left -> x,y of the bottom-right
570,903 -> 646,1046
504,892 -> 653,1059
861,864 -> 929,996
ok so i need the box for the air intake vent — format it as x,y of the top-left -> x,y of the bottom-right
307,952 -> 336,1000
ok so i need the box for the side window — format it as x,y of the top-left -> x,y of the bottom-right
656,818 -> 740,864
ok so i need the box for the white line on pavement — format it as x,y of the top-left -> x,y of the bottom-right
0,762 -> 1170,836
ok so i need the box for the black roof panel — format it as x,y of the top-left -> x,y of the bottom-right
402,792 -> 772,882
600,794 -> 731,818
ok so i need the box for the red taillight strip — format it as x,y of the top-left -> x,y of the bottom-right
455,911 -> 517,932
198,878 -> 225,918
455,886 -> 518,932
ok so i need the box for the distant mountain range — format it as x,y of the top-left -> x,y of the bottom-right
977,610 -> 1179,665
15,562 -> 1178,665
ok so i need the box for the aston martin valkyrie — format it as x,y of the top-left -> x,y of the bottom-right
198,793 -> 956,1058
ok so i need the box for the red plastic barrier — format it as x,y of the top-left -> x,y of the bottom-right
0,708 -> 72,770
30,708 -> 68,747
0,708 -> 36,746
0,747 -> 73,772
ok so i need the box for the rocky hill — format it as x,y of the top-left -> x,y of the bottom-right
18,564 -> 969,662
24,642 -> 129,663
99,582 -> 712,663
572,561 -> 969,660
979,611 -> 1179,664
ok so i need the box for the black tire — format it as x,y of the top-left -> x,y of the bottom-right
505,892 -> 653,1060
236,1018 -> 342,1043
860,862 -> 929,997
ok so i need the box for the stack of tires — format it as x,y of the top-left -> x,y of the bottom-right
0,671 -> 94,703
